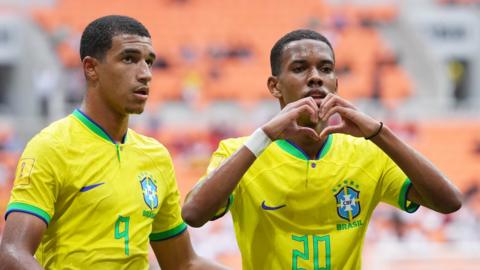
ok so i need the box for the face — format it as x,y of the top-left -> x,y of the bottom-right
268,39 -> 337,126
91,34 -> 156,115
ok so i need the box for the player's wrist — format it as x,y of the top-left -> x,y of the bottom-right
365,121 -> 383,140
244,128 -> 272,157
260,124 -> 276,141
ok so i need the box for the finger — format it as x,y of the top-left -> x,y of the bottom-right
309,109 -> 319,125
297,126 -> 321,141
281,98 -> 319,125
322,105 -> 354,123
320,94 -> 355,119
319,124 -> 344,140
307,98 -> 320,124
274,102 -> 318,128
319,93 -> 334,117
319,94 -> 342,119
329,94 -> 356,109
292,104 -> 317,123
327,112 -> 342,126
305,96 -> 318,109
302,97 -> 319,123
288,96 -> 317,111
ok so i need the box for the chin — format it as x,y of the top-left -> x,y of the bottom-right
126,107 -> 145,115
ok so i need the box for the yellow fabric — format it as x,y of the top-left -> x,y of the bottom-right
6,110 -> 185,270
204,134 -> 418,270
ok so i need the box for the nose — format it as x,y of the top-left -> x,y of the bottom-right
137,61 -> 152,84
307,68 -> 323,88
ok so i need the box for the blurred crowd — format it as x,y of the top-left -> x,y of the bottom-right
1,0 -> 480,267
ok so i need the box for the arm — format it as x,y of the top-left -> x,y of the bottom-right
0,213 -> 46,270
182,147 -> 256,227
370,125 -> 462,213
182,97 -> 320,227
151,230 -> 228,270
319,93 -> 462,214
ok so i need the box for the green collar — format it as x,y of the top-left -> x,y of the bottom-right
275,134 -> 332,160
72,109 -> 127,144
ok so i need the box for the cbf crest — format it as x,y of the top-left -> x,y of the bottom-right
333,180 -> 361,222
139,173 -> 158,210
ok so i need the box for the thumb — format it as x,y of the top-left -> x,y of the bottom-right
297,126 -> 321,141
319,124 -> 343,140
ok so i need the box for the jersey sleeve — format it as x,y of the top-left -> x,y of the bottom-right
378,149 -> 420,213
5,135 -> 63,225
150,153 -> 187,241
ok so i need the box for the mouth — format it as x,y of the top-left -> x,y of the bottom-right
309,95 -> 324,108
305,88 -> 327,107
310,94 -> 323,100
133,86 -> 149,100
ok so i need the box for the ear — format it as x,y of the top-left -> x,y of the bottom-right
267,76 -> 282,99
82,56 -> 99,81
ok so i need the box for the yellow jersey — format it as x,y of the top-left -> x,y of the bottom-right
204,134 -> 419,270
5,109 -> 186,269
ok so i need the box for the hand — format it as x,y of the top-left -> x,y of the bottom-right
261,97 -> 320,141
318,93 -> 381,140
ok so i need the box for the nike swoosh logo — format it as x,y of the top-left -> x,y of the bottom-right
80,182 -> 105,192
261,200 -> 286,210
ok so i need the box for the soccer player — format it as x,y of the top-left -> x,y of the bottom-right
0,15 -> 226,270
181,29 -> 463,269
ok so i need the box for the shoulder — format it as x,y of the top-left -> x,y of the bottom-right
332,133 -> 377,148
331,133 -> 382,158
25,116 -> 75,154
19,116 -> 76,178
216,136 -> 249,155
333,134 -> 379,153
127,129 -> 171,159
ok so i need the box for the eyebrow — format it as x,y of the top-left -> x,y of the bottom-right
289,59 -> 334,65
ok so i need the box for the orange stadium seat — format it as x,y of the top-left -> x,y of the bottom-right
379,65 -> 413,109
2,2 -> 477,269
29,0 -> 408,105
411,121 -> 480,190
357,5 -> 398,23
150,69 -> 183,102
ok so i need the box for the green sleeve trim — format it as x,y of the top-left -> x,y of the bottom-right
211,194 -> 234,221
398,178 -> 420,213
150,222 -> 187,241
6,202 -> 51,225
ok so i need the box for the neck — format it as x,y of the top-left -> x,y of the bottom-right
289,136 -> 327,160
81,95 -> 129,144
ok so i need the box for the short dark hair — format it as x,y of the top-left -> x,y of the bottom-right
270,29 -> 334,76
80,15 -> 151,61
